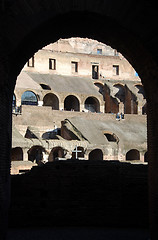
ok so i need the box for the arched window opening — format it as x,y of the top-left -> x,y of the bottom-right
89,149 -> 103,161
84,97 -> 100,113
11,147 -> 23,161
64,95 -> 80,111
43,93 -> 59,110
40,83 -> 51,90
21,91 -> 38,106
126,149 -> 140,161
48,147 -> 65,162
28,146 -> 45,165
104,133 -> 119,143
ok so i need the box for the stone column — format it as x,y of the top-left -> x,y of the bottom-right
59,102 -> 64,111
38,100 -> 43,106
80,104 -> 85,112
137,101 -> 143,115
119,102 -> 124,113
23,148 -> 29,161
100,104 -> 104,113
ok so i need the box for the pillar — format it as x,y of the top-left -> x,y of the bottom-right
119,102 -> 124,113
23,148 -> 29,161
137,101 -> 143,115
38,100 -> 43,106
80,104 -> 85,112
59,102 -> 64,111
100,104 -> 104,113
0,68 -> 13,239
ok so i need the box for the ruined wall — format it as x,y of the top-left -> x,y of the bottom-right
24,45 -> 139,81
13,106 -> 147,136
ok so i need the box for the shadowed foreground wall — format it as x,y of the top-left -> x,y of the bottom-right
9,161 -> 148,228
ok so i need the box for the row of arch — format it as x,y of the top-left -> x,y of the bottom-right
13,91 -> 101,113
95,82 -> 147,115
11,146 -> 147,164
13,81 -> 147,115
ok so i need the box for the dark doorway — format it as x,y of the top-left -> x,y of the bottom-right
28,146 -> 45,165
89,149 -> 103,161
11,147 -> 23,161
43,93 -> 59,110
64,95 -> 80,111
92,65 -> 99,79
48,147 -> 65,162
85,97 -> 100,112
126,149 -> 140,161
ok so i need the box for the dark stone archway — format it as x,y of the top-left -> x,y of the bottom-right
64,95 -> 80,111
85,97 -> 100,113
1,1 -> 158,239
28,146 -> 45,165
89,149 -> 103,161
11,147 -> 23,161
43,93 -> 59,110
48,147 -> 65,162
126,149 -> 140,161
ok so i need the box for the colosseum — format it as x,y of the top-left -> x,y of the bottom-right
12,38 -> 147,174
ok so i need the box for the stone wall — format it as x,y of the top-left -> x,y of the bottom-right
23,39 -> 138,81
13,105 -> 146,134
9,161 -> 148,228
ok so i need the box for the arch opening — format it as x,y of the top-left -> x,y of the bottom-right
126,149 -> 140,161
28,146 -> 45,165
40,84 -> 51,90
21,91 -> 38,106
48,147 -> 65,162
104,133 -> 119,143
11,147 -> 23,161
64,95 -> 80,111
43,93 -> 59,110
89,149 -> 103,161
85,97 -> 100,113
